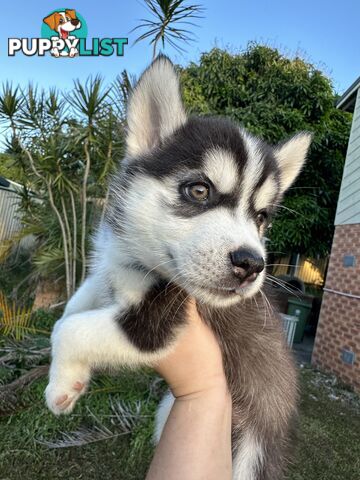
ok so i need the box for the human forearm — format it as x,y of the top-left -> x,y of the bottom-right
146,382 -> 232,480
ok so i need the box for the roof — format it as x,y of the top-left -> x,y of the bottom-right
337,76 -> 360,112
0,175 -> 26,193
0,176 -> 10,189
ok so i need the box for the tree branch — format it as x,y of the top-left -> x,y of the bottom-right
47,184 -> 71,299
61,195 -> 74,294
69,189 -> 78,291
80,138 -> 91,283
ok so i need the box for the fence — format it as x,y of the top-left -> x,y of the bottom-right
272,254 -> 328,287
0,178 -> 32,260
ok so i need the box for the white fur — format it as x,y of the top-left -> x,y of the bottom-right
254,175 -> 277,211
46,303 -> 177,415
233,431 -> 264,480
121,173 -> 266,306
63,275 -> 109,317
275,133 -> 312,192
154,391 -> 175,443
109,161 -> 266,308
46,222 -> 169,415
203,148 -> 238,194
240,130 -> 264,210
126,57 -> 187,157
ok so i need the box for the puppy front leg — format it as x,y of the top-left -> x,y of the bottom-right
62,274 -> 109,318
45,305 -> 171,415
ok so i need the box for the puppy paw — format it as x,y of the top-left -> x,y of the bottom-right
45,366 -> 90,415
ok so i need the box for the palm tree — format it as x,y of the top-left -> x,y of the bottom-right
133,0 -> 204,59
0,80 -> 123,300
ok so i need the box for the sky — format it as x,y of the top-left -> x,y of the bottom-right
0,0 -> 359,97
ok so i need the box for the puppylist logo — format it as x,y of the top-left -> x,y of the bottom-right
8,8 -> 128,58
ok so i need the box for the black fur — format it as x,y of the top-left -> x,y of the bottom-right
107,115 -> 283,225
118,281 -> 188,352
168,171 -> 240,218
133,116 -> 249,180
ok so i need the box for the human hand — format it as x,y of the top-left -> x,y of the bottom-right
154,299 -> 228,398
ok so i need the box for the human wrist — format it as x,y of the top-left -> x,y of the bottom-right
172,374 -> 230,401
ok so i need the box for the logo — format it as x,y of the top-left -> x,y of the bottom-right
42,8 -> 87,57
8,8 -> 128,57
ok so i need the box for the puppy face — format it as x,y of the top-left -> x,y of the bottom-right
43,10 -> 81,39
107,57 -> 312,307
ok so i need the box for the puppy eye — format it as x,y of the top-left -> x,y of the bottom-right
59,18 -> 64,24
66,16 -> 71,21
185,183 -> 210,202
256,210 -> 268,227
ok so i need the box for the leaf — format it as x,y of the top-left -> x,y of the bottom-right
0,292 -> 34,341
132,0 -> 204,55
70,76 -> 110,124
37,401 -> 143,448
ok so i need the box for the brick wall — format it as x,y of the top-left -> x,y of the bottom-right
312,224 -> 360,392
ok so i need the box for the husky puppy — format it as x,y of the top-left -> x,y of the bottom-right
45,56 -> 311,479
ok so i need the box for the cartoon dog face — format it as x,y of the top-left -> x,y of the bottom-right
43,10 -> 81,39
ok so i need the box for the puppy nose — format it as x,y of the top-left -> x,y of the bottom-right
230,249 -> 265,280
71,19 -> 80,26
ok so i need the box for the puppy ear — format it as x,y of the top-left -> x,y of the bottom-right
43,12 -> 59,31
126,55 -> 187,158
274,132 -> 312,193
65,9 -> 77,19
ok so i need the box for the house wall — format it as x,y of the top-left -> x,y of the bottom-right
0,184 -> 33,261
313,222 -> 360,390
313,87 -> 360,393
0,188 -> 24,261
335,87 -> 360,225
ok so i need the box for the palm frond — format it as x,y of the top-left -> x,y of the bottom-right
0,291 -> 34,340
0,82 -> 23,123
38,401 -> 143,448
132,0 -> 204,57
0,342 -> 50,368
70,76 -> 111,125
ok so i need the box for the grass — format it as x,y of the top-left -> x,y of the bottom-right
287,367 -> 360,480
0,311 -> 359,480
0,362 -> 165,479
